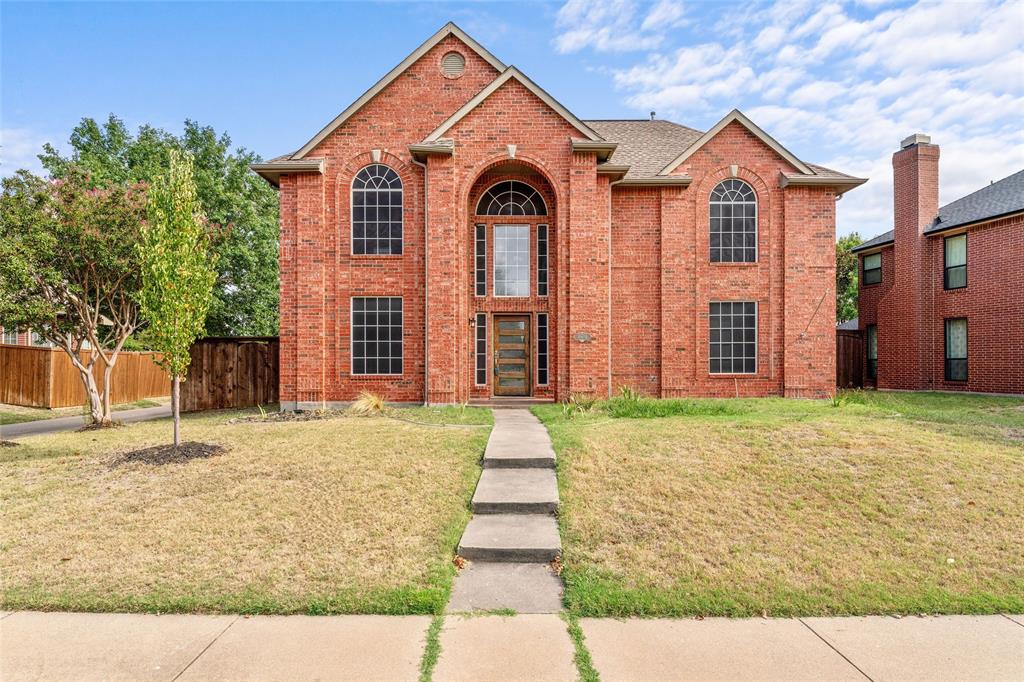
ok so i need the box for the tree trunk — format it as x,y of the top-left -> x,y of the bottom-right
77,365 -> 105,425
172,375 -> 180,449
101,358 -> 116,425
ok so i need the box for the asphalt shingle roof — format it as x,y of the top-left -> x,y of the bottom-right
925,169 -> 1024,233
854,168 -> 1024,252
583,120 -> 703,179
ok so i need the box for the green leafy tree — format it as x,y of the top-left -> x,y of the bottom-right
836,232 -> 862,323
40,115 -> 278,336
0,168 -> 148,424
139,150 -> 218,448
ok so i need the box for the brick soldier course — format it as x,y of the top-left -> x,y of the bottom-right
854,137 -> 1023,395
253,22 -> 866,407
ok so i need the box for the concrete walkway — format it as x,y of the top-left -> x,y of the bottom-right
2,611 -> 1021,681
448,408 -> 563,613
0,405 -> 171,440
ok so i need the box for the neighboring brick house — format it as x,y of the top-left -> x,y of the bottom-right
253,23 -> 866,407
853,135 -> 1024,394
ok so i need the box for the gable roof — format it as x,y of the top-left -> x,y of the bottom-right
291,22 -> 505,159
925,168 -> 1024,233
422,66 -> 603,143
659,109 -> 814,176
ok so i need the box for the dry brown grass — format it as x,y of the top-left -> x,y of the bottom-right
536,392 -> 1024,616
0,408 -> 489,614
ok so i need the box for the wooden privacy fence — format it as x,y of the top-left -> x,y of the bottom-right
836,329 -> 864,389
181,337 -> 279,412
0,345 -> 169,408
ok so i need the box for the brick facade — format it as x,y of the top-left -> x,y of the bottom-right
262,26 -> 855,407
857,138 -> 1024,395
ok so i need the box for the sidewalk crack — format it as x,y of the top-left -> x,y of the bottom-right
1000,613 -> 1024,629
798,618 -> 874,681
170,614 -> 239,681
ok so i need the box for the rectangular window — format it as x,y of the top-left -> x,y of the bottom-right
709,302 -> 757,374
863,253 -> 881,285
1,326 -> 18,345
945,318 -> 967,382
493,224 -> 530,297
475,224 -> 486,297
866,324 -> 877,381
537,224 -> 549,297
944,234 -> 966,290
351,297 -> 403,375
475,313 -> 487,386
536,313 -> 549,386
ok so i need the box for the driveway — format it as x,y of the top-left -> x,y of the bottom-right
0,405 -> 171,440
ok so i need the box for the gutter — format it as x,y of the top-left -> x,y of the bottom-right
779,172 -> 867,198
250,159 -> 325,188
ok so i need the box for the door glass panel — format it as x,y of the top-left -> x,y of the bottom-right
498,378 -> 525,388
498,320 -> 526,331
498,349 -> 526,359
499,335 -> 524,344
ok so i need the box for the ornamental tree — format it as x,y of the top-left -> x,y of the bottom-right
0,168 -> 148,425
139,150 -> 217,448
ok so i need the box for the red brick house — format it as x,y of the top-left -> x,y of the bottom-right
253,23 -> 866,407
853,134 -> 1023,394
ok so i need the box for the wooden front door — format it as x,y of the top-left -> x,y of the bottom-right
493,315 -> 531,396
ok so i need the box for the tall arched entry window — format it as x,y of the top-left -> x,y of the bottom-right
476,181 -> 548,216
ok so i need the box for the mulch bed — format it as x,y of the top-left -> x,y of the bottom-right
0,440 -> 19,448
110,441 -> 227,466
227,409 -> 346,424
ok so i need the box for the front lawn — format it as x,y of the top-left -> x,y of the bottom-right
0,406 -> 491,615
534,391 -> 1024,617
0,397 -> 169,425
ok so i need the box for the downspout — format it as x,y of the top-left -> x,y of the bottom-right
412,157 -> 429,405
608,176 -> 625,399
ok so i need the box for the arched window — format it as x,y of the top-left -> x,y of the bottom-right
709,179 -> 757,263
475,181 -> 547,216
352,164 -> 403,255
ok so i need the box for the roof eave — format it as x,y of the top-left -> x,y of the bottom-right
616,176 -> 693,187
572,140 -> 618,163
409,142 -> 455,163
780,173 -> 868,197
850,239 -> 893,254
924,208 -> 1024,235
250,160 -> 324,188
596,163 -> 630,181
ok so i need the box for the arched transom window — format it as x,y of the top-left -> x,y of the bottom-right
352,164 -> 403,255
709,179 -> 757,263
475,181 -> 548,216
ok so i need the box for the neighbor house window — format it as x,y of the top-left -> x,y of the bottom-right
710,179 -> 757,263
944,234 -> 966,290
475,313 -> 487,386
1,326 -> 17,345
493,224 -> 530,297
30,331 -> 50,347
863,253 -> 881,285
537,313 -> 549,386
537,224 -> 549,297
352,164 -> 403,255
475,181 -> 547,216
866,324 -> 877,381
475,224 -> 486,297
944,318 -> 967,382
709,301 -> 757,374
351,297 -> 403,375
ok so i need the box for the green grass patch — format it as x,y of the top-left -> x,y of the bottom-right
562,612 -> 601,682
418,615 -> 444,682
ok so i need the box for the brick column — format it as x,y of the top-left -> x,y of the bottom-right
425,154 -> 458,404
567,152 -> 610,397
782,185 -> 836,397
659,186 -> 692,397
293,172 -> 327,407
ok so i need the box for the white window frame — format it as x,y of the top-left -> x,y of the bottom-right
708,300 -> 758,375
350,296 -> 404,376
492,224 -> 531,298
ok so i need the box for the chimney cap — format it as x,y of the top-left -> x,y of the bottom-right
901,133 -> 932,149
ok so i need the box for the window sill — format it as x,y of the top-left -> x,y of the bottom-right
943,286 -> 967,292
708,373 -> 760,378
709,262 -> 758,267
350,254 -> 405,259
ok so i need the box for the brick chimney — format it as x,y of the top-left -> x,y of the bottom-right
885,133 -> 939,389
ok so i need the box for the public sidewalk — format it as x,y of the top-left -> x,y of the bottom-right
0,405 -> 171,440
1,610 -> 1021,681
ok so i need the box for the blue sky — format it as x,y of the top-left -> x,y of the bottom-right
3,0 -> 1022,237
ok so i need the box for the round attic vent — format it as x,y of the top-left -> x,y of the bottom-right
441,51 -> 465,78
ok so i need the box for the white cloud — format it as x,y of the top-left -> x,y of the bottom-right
554,0 -> 687,53
556,0 -> 1024,236
0,128 -> 58,176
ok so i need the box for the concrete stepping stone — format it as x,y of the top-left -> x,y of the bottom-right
447,562 -> 563,614
458,514 -> 560,562
483,409 -> 556,468
471,468 -> 559,514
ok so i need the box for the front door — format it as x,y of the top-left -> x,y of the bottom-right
493,315 -> 531,396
